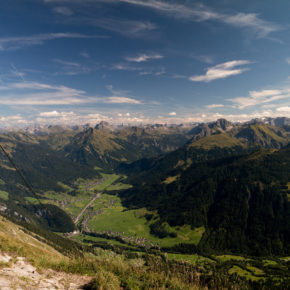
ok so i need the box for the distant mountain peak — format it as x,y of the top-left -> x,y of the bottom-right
95,121 -> 113,130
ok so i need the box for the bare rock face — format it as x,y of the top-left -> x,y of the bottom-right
95,121 -> 113,130
212,118 -> 233,131
188,119 -> 234,141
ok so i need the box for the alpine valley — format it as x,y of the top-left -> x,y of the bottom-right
0,117 -> 290,289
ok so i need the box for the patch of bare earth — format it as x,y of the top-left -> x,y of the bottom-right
0,253 -> 91,289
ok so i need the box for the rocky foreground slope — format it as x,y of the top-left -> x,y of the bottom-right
0,216 -> 91,289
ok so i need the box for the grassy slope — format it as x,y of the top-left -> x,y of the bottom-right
252,124 -> 287,144
188,133 -> 243,149
0,216 -> 67,268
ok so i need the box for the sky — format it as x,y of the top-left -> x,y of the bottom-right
0,0 -> 290,127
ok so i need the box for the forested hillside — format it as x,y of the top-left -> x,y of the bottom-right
121,145 -> 290,255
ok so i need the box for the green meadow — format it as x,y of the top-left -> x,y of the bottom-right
88,193 -> 204,247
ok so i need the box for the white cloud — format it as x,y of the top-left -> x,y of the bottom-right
277,106 -> 290,112
205,104 -> 224,109
189,60 -> 251,82
125,53 -> 163,62
228,88 -> 290,109
286,58 -> 290,65
105,96 -> 141,104
169,112 -> 176,116
39,110 -> 62,117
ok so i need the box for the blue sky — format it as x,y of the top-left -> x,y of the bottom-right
0,0 -> 290,126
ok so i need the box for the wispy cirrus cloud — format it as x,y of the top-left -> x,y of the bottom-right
53,58 -> 100,75
119,0 -> 281,38
205,104 -> 224,109
125,53 -> 163,62
0,81 -> 142,106
87,18 -> 157,37
189,60 -> 251,82
44,1 -> 157,37
222,13 -> 280,38
228,89 -> 290,109
106,85 -> 142,104
112,62 -> 165,77
121,0 -> 219,20
0,33 -> 104,51
43,0 -> 282,38
105,96 -> 141,104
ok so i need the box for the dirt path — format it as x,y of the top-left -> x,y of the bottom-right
0,253 -> 91,289
74,192 -> 101,225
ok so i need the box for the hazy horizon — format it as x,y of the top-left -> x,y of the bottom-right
0,116 -> 289,130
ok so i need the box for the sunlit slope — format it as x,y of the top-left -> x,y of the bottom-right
64,126 -> 191,169
188,132 -> 244,149
0,216 -> 66,266
234,123 -> 289,147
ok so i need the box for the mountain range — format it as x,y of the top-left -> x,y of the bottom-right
0,117 -> 289,253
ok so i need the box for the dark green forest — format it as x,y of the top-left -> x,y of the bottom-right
121,145 -> 290,256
